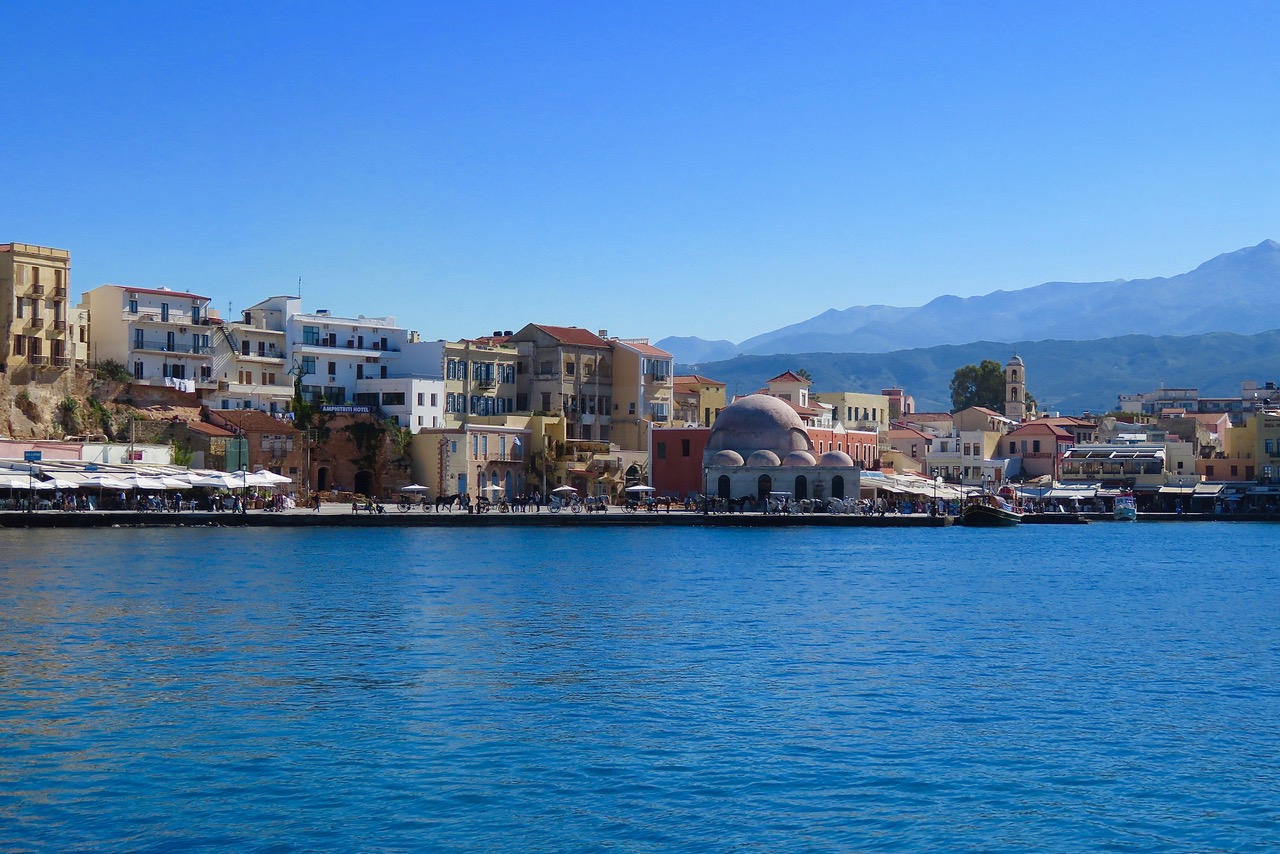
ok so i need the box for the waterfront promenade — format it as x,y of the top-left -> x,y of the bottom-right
0,505 -> 1269,528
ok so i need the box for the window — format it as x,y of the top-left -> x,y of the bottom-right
656,442 -> 667,460
160,303 -> 169,322
1009,441 -> 1016,454
381,365 -> 387,379
201,366 -> 211,381
192,305 -> 201,324
327,361 -> 336,376
629,402 -> 636,415
301,356 -> 316,375
417,392 -> 425,406
382,392 -> 406,406
128,298 -> 138,314
134,361 -> 144,379
430,393 -> 438,406
1032,440 -> 1041,453
682,439 -> 691,457
1205,465 -> 1215,477
303,325 -> 320,345
242,340 -> 251,356
565,361 -> 575,375
15,298 -> 25,319
483,435 -> 490,456
166,331 -> 176,351
13,335 -> 24,355
356,364 -> 363,380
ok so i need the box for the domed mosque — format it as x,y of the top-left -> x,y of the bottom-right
703,394 -> 859,503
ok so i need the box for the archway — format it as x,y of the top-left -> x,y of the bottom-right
757,474 -> 772,501
832,475 -> 845,500
354,469 -> 374,497
794,475 -> 808,500
316,466 -> 330,492
717,475 -> 731,499
813,480 -> 825,501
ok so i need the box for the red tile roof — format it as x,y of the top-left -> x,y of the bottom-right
768,370 -> 811,385
531,325 -> 611,348
208,409 -> 302,434
674,374 -> 725,386
186,421 -> 235,438
623,341 -> 672,358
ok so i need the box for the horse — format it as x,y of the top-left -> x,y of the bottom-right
435,493 -> 463,512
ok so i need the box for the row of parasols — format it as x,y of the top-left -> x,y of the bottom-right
0,470 -> 294,491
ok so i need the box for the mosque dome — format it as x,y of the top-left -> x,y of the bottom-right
745,450 -> 781,467
782,450 -> 816,467
818,450 -> 856,467
703,394 -> 813,465
709,449 -> 745,467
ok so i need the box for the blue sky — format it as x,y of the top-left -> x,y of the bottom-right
6,1 -> 1279,344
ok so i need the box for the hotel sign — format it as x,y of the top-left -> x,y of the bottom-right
320,405 -> 372,414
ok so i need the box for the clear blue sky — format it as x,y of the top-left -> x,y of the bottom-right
6,1 -> 1279,344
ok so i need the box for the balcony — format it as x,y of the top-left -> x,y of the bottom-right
54,319 -> 67,332
242,348 -> 286,362
54,355 -> 72,367
28,316 -> 43,329
294,339 -> 400,355
133,339 -> 213,356
28,354 -> 48,365
29,284 -> 45,296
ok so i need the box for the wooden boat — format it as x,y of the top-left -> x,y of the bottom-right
961,493 -> 1024,527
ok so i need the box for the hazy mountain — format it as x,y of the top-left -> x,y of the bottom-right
660,240 -> 1280,363
677,328 -> 1280,414
653,336 -> 739,364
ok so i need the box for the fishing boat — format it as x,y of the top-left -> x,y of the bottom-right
1113,492 -> 1137,521
961,493 -> 1024,527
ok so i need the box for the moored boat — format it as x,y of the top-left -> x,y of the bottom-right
1113,493 -> 1137,521
961,493 -> 1023,527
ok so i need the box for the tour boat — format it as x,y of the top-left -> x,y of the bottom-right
961,493 -> 1024,527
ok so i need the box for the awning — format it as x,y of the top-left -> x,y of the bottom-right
1158,485 -> 1196,495
1192,483 -> 1224,496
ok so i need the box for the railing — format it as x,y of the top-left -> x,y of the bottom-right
29,284 -> 44,296
244,348 -> 285,361
293,339 -> 400,353
476,377 -> 496,390
134,339 -> 213,355
29,316 -> 43,328
54,355 -> 72,367
54,286 -> 67,298
54,319 -> 67,331
28,354 -> 48,365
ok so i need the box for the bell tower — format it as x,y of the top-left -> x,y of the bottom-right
1005,354 -> 1026,421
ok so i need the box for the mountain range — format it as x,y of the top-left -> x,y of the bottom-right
657,239 -> 1280,363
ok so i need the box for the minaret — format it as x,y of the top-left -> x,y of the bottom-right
1005,354 -> 1026,421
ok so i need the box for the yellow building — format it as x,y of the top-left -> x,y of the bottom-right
1223,409 -> 1280,482
674,374 -> 727,427
441,336 -> 521,427
809,390 -> 892,432
608,339 -> 674,452
1,243 -> 79,376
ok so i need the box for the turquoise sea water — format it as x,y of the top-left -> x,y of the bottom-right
2,524 -> 1279,851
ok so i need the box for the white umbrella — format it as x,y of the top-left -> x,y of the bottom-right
126,476 -> 168,490
159,476 -> 193,490
399,484 -> 431,493
191,473 -> 245,489
551,485 -> 577,494
79,474 -> 132,489
28,479 -> 59,490
0,476 -> 31,489
251,470 -> 292,484
624,485 -> 656,493
40,478 -> 80,490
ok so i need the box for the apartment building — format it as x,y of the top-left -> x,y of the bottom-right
81,284 -> 215,388
609,339 -> 674,452
509,324 -> 614,442
673,374 -> 726,427
206,296 -> 293,412
809,390 -> 892,433
284,300 -> 409,405
1,243 -> 81,374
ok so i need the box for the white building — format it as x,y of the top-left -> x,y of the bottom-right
280,300 -> 409,405
82,285 -> 215,388
353,376 -> 446,431
206,296 -> 294,413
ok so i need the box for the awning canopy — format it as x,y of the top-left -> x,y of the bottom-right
1158,485 -> 1196,495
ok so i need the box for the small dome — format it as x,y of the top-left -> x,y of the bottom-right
709,449 -> 745,467
745,449 -> 781,467
818,450 -> 856,467
782,450 -> 816,467
1007,354 -> 1024,366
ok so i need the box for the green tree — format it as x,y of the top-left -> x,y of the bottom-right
795,368 -> 813,382
949,359 -> 1007,413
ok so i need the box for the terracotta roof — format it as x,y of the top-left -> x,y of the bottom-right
208,409 -> 302,434
531,325 -> 610,348
1007,422 -> 1073,439
767,370 -> 812,385
889,426 -> 933,440
674,374 -> 725,386
110,284 -> 211,301
186,421 -> 235,438
622,341 -> 672,358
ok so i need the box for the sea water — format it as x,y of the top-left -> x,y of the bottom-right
2,524 -> 1279,851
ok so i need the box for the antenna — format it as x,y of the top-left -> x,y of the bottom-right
298,277 -> 302,298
